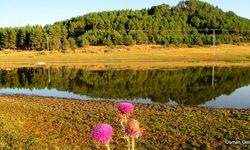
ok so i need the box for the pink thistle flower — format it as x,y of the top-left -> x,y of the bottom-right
117,102 -> 134,116
125,119 -> 143,139
92,124 -> 113,145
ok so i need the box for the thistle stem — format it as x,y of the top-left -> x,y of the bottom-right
126,136 -> 131,150
105,144 -> 111,150
131,137 -> 135,150
120,121 -> 125,129
120,116 -> 127,130
124,116 -> 127,123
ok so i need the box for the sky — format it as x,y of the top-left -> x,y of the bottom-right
1,0 -> 250,28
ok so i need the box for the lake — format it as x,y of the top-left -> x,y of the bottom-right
0,67 -> 249,109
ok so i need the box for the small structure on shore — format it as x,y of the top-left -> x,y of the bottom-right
35,62 -> 46,66
4,68 -> 13,71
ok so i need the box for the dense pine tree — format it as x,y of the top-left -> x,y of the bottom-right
0,0 -> 249,51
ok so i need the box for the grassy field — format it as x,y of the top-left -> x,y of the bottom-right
0,95 -> 249,149
1,44 -> 250,70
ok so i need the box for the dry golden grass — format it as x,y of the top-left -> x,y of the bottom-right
1,44 -> 250,70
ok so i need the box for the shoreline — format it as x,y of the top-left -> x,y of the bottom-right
2,62 -> 250,71
0,94 -> 249,111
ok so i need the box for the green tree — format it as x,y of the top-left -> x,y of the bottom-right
5,29 -> 17,49
111,31 -> 123,45
0,29 -> 5,50
16,29 -> 26,50
103,36 -> 113,46
124,34 -> 135,45
62,38 -> 70,51
78,36 -> 89,47
29,26 -> 44,50
0,1 -> 250,49
68,38 -> 77,50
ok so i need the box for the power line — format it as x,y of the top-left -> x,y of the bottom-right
72,28 -> 250,32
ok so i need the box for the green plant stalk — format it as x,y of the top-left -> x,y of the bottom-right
120,121 -> 125,129
120,116 -> 127,130
131,137 -> 135,150
122,116 -> 131,150
124,116 -> 127,123
105,144 -> 111,150
126,136 -> 131,150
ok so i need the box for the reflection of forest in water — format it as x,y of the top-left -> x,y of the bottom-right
0,67 -> 250,105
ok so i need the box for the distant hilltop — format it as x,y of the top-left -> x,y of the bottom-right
0,0 -> 250,51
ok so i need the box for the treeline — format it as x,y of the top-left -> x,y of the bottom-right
1,67 -> 250,105
0,0 -> 250,51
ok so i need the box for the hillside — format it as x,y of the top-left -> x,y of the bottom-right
0,0 -> 250,51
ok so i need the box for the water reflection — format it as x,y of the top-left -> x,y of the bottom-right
0,67 -> 249,108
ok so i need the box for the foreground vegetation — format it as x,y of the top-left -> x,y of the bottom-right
0,95 -> 249,149
1,0 -> 250,51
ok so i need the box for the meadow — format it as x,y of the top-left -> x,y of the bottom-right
0,95 -> 249,149
1,44 -> 250,70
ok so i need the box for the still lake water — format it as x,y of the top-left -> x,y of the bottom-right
0,67 -> 249,109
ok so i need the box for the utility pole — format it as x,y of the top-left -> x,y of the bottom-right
213,29 -> 216,56
47,36 -> 49,51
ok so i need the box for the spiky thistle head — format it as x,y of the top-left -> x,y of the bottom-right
92,124 -> 113,144
125,119 -> 143,139
117,102 -> 134,116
